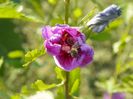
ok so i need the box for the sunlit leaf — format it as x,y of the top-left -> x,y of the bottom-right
55,67 -> 65,81
11,94 -> 21,99
32,80 -> 56,91
55,87 -> 64,99
70,79 -> 80,97
21,86 -> 31,95
8,50 -> 24,59
23,48 -> 45,67
69,68 -> 80,97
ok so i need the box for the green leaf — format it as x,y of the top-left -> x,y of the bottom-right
55,87 -> 64,99
55,67 -> 65,81
69,68 -> 80,97
70,79 -> 80,97
21,85 -> 31,95
11,94 -> 21,99
0,57 -> 3,68
32,80 -> 56,91
8,50 -> 24,59
23,48 -> 45,67
114,74 -> 133,93
90,32 -> 111,41
0,2 -> 44,23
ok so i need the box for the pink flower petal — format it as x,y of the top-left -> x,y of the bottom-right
45,40 -> 61,55
42,26 -> 53,39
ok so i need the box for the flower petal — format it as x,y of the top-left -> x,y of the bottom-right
65,28 -> 78,37
42,26 -> 53,39
49,34 -> 62,43
78,44 -> 94,67
45,40 -> 61,55
77,34 -> 86,45
53,55 -> 79,71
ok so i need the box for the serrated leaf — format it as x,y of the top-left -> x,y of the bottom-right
70,79 -> 80,97
32,80 -> 56,91
23,48 -> 45,67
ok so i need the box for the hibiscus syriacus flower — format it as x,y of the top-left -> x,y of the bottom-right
42,24 -> 94,71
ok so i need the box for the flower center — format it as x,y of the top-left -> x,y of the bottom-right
61,31 -> 80,57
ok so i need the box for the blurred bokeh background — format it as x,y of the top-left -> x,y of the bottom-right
0,0 -> 133,99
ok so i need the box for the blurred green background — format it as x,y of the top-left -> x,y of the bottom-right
0,0 -> 133,99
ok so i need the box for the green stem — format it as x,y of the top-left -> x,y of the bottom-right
64,0 -> 70,24
65,72 -> 70,99
64,0 -> 70,99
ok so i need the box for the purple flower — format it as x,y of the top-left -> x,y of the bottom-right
42,24 -> 94,71
87,4 -> 121,32
103,92 -> 125,99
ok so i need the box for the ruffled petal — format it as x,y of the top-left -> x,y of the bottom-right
42,26 -> 53,39
65,28 -> 78,37
53,55 -> 79,71
78,44 -> 94,67
77,36 -> 85,45
52,24 -> 70,34
45,40 -> 61,55
49,34 -> 62,43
